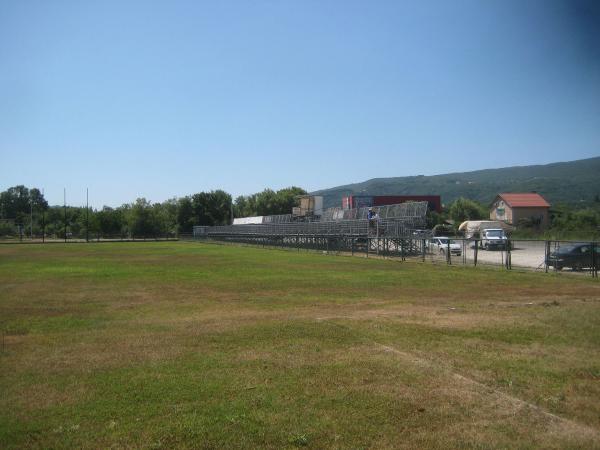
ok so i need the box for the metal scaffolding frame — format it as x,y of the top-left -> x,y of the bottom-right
197,218 -> 420,237
193,202 -> 429,242
320,202 -> 428,222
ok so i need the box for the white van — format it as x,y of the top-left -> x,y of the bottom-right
481,228 -> 508,250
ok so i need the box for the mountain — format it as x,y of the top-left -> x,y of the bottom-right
312,157 -> 600,209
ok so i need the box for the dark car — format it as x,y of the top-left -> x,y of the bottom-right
546,243 -> 600,271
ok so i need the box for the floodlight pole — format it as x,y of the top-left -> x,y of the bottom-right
86,188 -> 89,243
42,188 -> 45,243
64,188 -> 67,243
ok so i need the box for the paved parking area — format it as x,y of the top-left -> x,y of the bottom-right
427,241 -> 549,270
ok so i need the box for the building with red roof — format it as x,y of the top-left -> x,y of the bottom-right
490,192 -> 551,228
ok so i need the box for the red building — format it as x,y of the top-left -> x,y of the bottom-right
342,195 -> 442,212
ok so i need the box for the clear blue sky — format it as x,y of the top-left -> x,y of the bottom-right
1,0 -> 599,208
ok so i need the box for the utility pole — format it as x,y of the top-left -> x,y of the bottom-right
64,188 -> 67,243
42,188 -> 45,243
86,188 -> 89,243
30,199 -> 33,240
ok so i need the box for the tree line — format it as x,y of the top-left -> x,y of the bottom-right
0,185 -> 306,238
2,186 -> 598,239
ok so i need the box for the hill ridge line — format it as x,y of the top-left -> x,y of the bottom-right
312,156 -> 600,207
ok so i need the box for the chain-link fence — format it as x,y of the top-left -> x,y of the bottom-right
0,229 -> 177,243
0,213 -> 177,243
187,233 -> 598,278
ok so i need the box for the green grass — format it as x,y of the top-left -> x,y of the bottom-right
1,242 -> 600,449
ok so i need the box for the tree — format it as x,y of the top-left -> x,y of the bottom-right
0,185 -> 30,219
207,190 -> 232,225
29,188 -> 49,211
233,196 -> 249,218
0,186 -> 49,237
255,189 -> 278,216
191,192 -> 212,225
153,198 -> 178,235
187,190 -> 232,226
177,197 -> 194,232
96,207 -> 126,236
234,187 -> 307,217
128,198 -> 157,237
0,185 -> 47,221
274,186 -> 307,214
426,210 -> 447,229
448,197 -> 487,223
549,203 -> 600,237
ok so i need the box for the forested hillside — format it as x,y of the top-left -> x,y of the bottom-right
313,157 -> 600,208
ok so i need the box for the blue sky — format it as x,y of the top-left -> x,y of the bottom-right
1,0 -> 599,207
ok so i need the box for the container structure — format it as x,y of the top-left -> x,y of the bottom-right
342,195 -> 442,213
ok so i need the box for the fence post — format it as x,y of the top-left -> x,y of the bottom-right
366,238 -> 369,258
595,241 -> 598,278
594,241 -> 598,278
422,239 -> 426,262
545,240 -> 550,273
591,241 -> 597,278
375,222 -> 379,256
506,239 -> 512,270
351,238 -> 354,256
447,239 -> 451,265
474,240 -> 478,267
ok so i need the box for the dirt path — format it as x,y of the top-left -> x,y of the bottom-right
317,317 -> 600,444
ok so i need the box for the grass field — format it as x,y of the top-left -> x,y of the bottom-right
1,242 -> 600,449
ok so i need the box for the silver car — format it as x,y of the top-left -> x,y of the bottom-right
429,237 -> 462,256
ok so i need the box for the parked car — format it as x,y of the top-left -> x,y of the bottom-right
480,228 -> 509,250
546,243 -> 600,271
429,237 -> 462,256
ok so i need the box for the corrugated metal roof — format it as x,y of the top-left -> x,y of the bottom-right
498,193 -> 550,208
